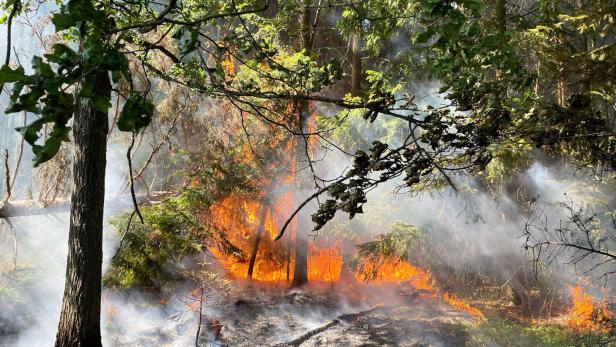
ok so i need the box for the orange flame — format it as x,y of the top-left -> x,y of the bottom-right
208,194 -> 346,283
207,192 -> 484,318
308,245 -> 343,282
443,292 -> 485,319
354,255 -> 433,291
354,255 -> 483,319
566,285 -> 612,331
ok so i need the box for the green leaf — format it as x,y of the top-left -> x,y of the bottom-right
51,13 -> 81,30
32,136 -> 62,166
52,0 -> 97,30
16,117 -> 49,146
18,120 -> 71,166
79,78 -> 95,98
82,40 -> 105,69
44,44 -> 79,68
9,82 -> 25,102
32,56 -> 54,77
6,89 -> 45,113
0,65 -> 25,84
415,29 -> 435,44
41,92 -> 75,124
117,94 -> 154,132
104,49 -> 129,71
173,26 -> 199,58
89,94 -> 112,113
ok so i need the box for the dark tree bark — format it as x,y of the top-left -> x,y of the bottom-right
247,204 -> 269,280
55,71 -> 110,347
290,230 -> 309,287
291,126 -> 310,287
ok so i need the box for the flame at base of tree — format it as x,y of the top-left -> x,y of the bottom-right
207,194 -> 486,319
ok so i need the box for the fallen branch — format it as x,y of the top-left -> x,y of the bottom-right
274,306 -> 382,347
0,200 -> 70,219
0,191 -> 173,219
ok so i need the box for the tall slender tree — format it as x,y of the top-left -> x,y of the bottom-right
290,0 -> 314,288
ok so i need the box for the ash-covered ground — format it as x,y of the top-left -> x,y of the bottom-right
116,284 -> 476,347
218,291 -> 473,347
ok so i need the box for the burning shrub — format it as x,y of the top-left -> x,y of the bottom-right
350,223 -> 428,272
104,195 -> 246,289
105,144 -> 257,289
566,285 -> 613,332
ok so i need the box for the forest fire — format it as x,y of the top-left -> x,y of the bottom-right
443,293 -> 485,320
207,196 -> 288,283
3,0 -> 616,345
206,194 -> 486,320
307,244 -> 343,282
354,254 -> 433,290
566,285 -> 612,332
204,193 -> 616,344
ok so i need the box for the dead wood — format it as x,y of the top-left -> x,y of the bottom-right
0,200 -> 70,218
274,306 -> 383,347
0,191 -> 174,219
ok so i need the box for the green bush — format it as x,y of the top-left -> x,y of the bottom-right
104,194 -> 210,289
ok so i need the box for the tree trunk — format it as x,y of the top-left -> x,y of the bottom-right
553,2 -> 567,107
493,0 -> 506,79
291,129 -> 310,288
55,71 -> 110,347
286,224 -> 293,282
556,62 -> 566,107
577,0 -> 591,96
291,232 -> 309,287
299,0 -> 311,52
349,34 -> 362,95
247,204 -> 269,280
494,0 -> 506,35
340,254 -> 356,283
289,2 -> 313,289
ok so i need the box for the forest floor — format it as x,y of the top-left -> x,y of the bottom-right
111,285 -> 476,347
219,294 -> 472,347
3,279 -> 608,346
208,287 -> 475,347
113,284 -> 611,347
